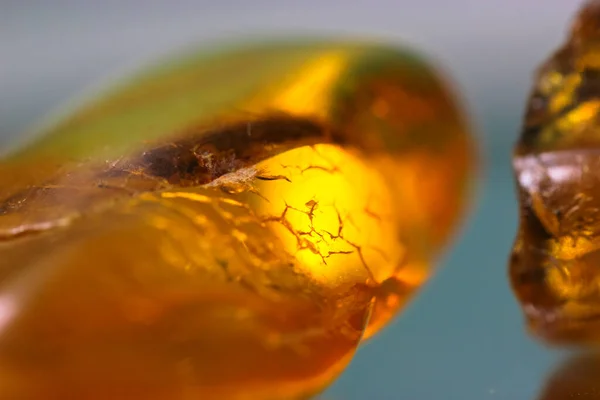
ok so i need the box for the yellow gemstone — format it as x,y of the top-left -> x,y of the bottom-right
511,0 -> 600,344
0,38 -> 475,399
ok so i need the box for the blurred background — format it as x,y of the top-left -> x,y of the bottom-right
0,1 -> 589,399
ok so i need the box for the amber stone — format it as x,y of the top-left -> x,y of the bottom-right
0,39 -> 475,399
511,0 -> 600,344
536,354 -> 600,399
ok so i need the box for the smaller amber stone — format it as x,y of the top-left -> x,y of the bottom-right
536,355 -> 600,400
511,0 -> 600,344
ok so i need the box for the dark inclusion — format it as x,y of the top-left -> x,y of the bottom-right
0,115 -> 348,215
135,115 -> 344,186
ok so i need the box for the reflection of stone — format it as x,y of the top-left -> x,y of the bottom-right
511,0 -> 600,345
537,353 -> 600,400
0,39 -> 475,399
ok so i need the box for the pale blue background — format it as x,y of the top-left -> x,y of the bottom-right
0,1 -> 587,399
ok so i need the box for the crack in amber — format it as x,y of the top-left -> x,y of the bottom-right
0,39 -> 475,399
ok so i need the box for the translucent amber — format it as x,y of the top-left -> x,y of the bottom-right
511,1 -> 600,344
537,355 -> 600,399
0,39 -> 475,399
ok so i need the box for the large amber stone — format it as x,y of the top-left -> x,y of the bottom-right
511,1 -> 600,344
0,39 -> 475,399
